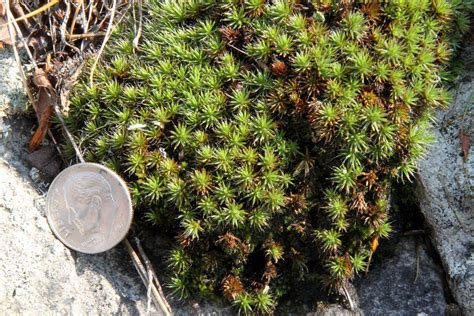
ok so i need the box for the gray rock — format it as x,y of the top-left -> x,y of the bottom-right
0,48 -> 28,116
0,48 -> 155,315
357,236 -> 448,316
0,48 -> 28,145
0,160 -> 156,315
307,304 -> 359,316
416,45 -> 474,315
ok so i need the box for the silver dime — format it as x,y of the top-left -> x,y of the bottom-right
46,163 -> 133,254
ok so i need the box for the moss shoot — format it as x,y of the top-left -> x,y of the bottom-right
66,0 -> 469,314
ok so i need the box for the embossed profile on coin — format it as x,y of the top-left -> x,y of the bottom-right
47,163 -> 133,254
63,172 -> 118,237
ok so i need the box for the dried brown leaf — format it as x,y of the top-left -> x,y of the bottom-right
33,68 -> 53,89
370,234 -> 379,253
28,87 -> 54,151
29,68 -> 56,152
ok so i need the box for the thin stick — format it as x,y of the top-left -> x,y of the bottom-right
68,32 -> 105,40
10,2 -> 32,32
48,14 -> 57,54
6,2 -> 37,69
0,0 -> 59,27
227,43 -> 269,72
123,240 -> 157,303
51,98 -> 85,163
365,251 -> 373,275
68,0 -> 83,41
146,268 -> 153,316
45,128 -> 67,164
5,8 -> 33,102
134,237 -> 172,314
123,239 -> 172,315
80,0 -> 95,53
59,0 -> 70,49
132,0 -> 143,50
13,0 -> 59,23
89,0 -> 117,87
132,0 -> 136,40
342,283 -> 355,311
55,60 -> 89,163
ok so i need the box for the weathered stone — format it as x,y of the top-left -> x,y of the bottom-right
307,304 -> 359,316
0,48 -> 155,315
0,160 -> 154,315
416,44 -> 474,315
356,236 -> 448,316
0,48 -> 28,116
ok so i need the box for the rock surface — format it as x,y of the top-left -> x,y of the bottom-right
0,158 -> 155,314
0,48 -> 27,143
416,44 -> 474,315
0,48 -> 27,116
356,236 -> 449,315
0,48 -> 154,315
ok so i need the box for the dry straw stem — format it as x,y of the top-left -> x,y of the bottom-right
13,0 -> 58,23
131,0 -> 143,50
4,1 -> 33,102
135,237 -> 173,315
68,32 -> 105,40
123,239 -> 172,316
68,0 -> 82,40
89,0 -> 117,87
342,284 -> 355,311
0,0 -> 59,27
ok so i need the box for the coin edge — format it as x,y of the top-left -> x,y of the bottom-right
46,162 -> 133,254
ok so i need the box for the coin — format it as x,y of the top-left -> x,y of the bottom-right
46,163 -> 133,254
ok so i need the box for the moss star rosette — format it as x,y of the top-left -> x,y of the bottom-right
66,0 -> 470,313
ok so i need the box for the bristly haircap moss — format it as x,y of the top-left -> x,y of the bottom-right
66,0 -> 470,314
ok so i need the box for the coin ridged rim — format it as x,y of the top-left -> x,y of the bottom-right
46,162 -> 133,254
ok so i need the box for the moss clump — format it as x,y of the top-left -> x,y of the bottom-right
67,0 -> 469,313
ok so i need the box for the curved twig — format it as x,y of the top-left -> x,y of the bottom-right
89,0 -> 117,87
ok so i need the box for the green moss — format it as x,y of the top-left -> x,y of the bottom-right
67,0 -> 470,313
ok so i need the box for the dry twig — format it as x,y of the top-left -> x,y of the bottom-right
11,0 -> 59,24
5,3 -> 33,101
89,0 -> 117,87
132,0 -> 142,50
68,0 -> 82,41
123,239 -> 172,316
5,2 -> 36,68
134,237 -> 172,315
